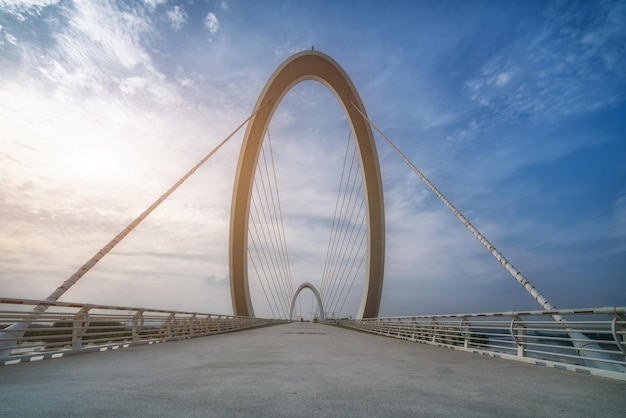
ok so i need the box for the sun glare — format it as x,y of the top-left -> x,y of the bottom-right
67,146 -> 123,182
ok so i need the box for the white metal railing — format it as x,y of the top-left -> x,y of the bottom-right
0,297 -> 283,365
343,307 -> 626,380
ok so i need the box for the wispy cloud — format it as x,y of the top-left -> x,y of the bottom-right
166,5 -> 187,32
0,0 -> 58,18
465,1 -> 625,125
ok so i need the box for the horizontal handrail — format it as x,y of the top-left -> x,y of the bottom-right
342,307 -> 626,381
0,298 -> 284,365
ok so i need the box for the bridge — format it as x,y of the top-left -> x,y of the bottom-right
1,51 -> 625,415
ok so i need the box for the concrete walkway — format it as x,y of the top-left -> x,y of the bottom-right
1,322 -> 624,417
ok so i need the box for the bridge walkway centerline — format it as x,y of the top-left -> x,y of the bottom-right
1,322 -> 624,417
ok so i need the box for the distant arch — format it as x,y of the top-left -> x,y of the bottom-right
289,282 -> 325,321
229,50 -> 385,319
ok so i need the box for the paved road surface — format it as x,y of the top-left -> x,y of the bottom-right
1,322 -> 625,417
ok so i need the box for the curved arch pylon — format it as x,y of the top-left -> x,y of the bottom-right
289,282 -> 325,321
229,50 -> 385,319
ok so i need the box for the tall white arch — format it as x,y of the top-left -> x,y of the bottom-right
229,50 -> 385,319
289,282 -> 325,321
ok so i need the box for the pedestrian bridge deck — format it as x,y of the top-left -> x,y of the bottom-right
1,322 -> 624,417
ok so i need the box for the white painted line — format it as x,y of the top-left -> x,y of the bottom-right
5,359 -> 21,365
123,344 -> 129,348
30,355 -> 44,362
112,346 -> 119,350
100,347 -> 108,352
51,353 -> 64,359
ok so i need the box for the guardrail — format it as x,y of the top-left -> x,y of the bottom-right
0,297 -> 284,365
343,307 -> 626,380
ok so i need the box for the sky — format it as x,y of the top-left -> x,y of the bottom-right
1,0 -> 625,319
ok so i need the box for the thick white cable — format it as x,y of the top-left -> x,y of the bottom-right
349,103 -> 564,322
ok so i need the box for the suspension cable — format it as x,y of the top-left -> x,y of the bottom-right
323,141 -> 360,302
321,143 -> 356,303
327,198 -> 367,315
247,247 -> 278,318
247,128 -> 293,318
349,102 -> 564,322
261,131 -> 293,309
334,227 -> 368,317
249,194 -> 287,318
320,131 -> 354,301
266,129 -> 294,300
256,143 -> 291,314
325,176 -> 366,314
249,176 -> 289,318
321,131 -> 367,315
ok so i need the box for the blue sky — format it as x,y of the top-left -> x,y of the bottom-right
1,0 -> 624,318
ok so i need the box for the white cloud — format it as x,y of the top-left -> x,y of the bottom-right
175,66 -> 194,87
142,0 -> 166,9
166,5 -> 187,32
8,2 -> 185,106
0,0 -> 58,13
274,38 -> 315,58
204,12 -> 219,34
4,32 -> 17,45
495,71 -> 512,86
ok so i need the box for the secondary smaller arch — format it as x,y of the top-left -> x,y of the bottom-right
289,282 -> 325,321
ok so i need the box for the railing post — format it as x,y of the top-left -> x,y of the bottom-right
431,318 -> 438,343
72,306 -> 91,350
510,315 -> 526,358
612,315 -> 626,358
132,310 -> 144,342
459,317 -> 469,348
165,313 -> 175,339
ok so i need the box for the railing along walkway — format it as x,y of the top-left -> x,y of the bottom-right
0,297 -> 284,365
345,306 -> 626,380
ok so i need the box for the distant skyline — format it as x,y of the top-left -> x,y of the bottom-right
1,0 -> 624,318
